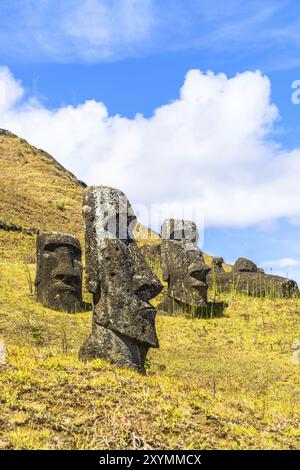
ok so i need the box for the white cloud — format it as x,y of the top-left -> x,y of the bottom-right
0,0 -> 155,62
1,1 -> 300,69
63,0 -> 154,56
0,68 -> 23,110
261,258 -> 300,269
1,66 -> 300,231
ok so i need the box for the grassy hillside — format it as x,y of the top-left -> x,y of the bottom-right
0,260 -> 299,450
0,130 -> 158,262
0,130 -> 299,450
0,131 -> 84,235
0,131 -> 84,262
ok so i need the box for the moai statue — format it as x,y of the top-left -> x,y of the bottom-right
211,256 -> 225,273
207,255 -> 299,298
157,219 -> 211,316
232,257 -> 258,273
79,186 -> 163,373
35,232 -> 83,313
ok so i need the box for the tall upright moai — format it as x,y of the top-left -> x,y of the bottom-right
79,186 -> 163,373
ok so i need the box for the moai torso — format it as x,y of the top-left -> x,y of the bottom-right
35,232 -> 82,313
79,186 -> 162,373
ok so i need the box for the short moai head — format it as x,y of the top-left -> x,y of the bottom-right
161,218 -> 199,245
159,219 -> 210,313
35,232 -> 82,313
79,186 -> 163,373
233,257 -> 258,273
211,256 -> 225,272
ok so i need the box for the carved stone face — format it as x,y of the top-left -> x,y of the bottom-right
211,256 -> 225,273
35,232 -> 82,313
162,241 -> 210,306
159,219 -> 210,313
79,186 -> 162,373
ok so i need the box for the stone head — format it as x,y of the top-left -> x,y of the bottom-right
160,219 -> 210,307
233,257 -> 258,273
212,256 -> 225,272
35,232 -> 82,313
83,186 -> 162,347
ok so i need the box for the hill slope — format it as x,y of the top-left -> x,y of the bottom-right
0,261 -> 299,450
0,129 -> 159,261
0,129 -> 85,236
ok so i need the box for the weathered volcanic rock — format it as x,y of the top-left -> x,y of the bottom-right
161,219 -> 199,244
157,219 -> 211,316
233,257 -> 258,273
211,256 -> 225,273
139,242 -> 161,261
207,271 -> 299,298
79,186 -> 163,373
35,232 -> 83,313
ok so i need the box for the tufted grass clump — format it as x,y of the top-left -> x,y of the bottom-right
55,200 -> 66,212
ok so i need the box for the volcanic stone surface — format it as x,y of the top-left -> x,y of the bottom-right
35,232 -> 83,313
157,219 -> 211,316
233,257 -> 258,273
207,271 -> 299,298
79,186 -> 163,373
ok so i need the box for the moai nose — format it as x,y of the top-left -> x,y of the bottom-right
132,274 -> 163,302
189,262 -> 211,283
53,247 -> 77,279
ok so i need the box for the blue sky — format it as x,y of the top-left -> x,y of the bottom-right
1,0 -> 300,279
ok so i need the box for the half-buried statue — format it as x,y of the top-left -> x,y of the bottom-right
207,256 -> 299,298
35,232 -> 83,313
157,218 -> 211,316
79,186 -> 163,373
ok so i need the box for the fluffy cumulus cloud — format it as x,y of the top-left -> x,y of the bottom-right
1,65 -> 300,230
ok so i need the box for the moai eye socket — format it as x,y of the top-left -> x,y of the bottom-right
43,243 -> 58,253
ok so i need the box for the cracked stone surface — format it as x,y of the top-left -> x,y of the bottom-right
35,232 -> 83,313
79,186 -> 162,373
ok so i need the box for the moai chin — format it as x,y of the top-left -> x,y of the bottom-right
79,186 -> 163,373
35,232 -> 83,313
157,218 -> 211,316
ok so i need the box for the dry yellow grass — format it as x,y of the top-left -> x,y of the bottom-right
0,134 -> 84,238
0,259 -> 299,450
